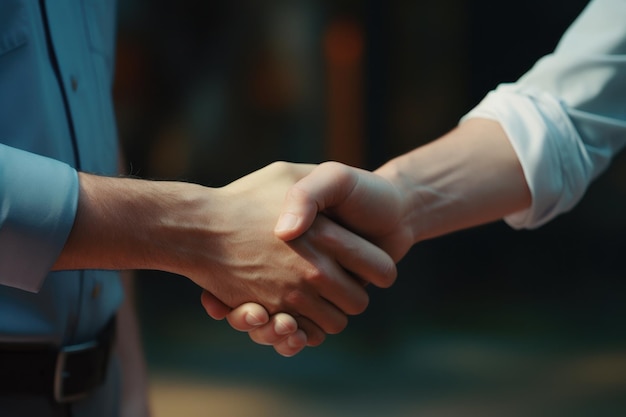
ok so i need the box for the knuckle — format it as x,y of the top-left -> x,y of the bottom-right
363,255 -> 398,289
379,260 -> 398,288
285,183 -> 310,202
283,288 -> 308,309
307,220 -> 342,250
316,222 -> 341,246
319,161 -> 348,177
302,263 -> 329,287
268,160 -> 288,171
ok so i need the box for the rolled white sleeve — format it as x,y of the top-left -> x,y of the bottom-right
0,144 -> 79,292
462,0 -> 626,229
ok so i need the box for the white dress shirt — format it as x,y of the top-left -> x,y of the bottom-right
463,0 -> 626,229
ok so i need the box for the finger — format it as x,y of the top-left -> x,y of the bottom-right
200,290 -> 232,320
248,313 -> 299,345
280,285 -> 349,335
287,217 -> 374,316
315,217 -> 397,289
286,219 -> 372,321
273,330 -> 308,357
295,316 -> 326,347
274,162 -> 359,241
226,303 -> 271,332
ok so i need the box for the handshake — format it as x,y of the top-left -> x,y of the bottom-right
196,161 -> 413,357
58,119 -> 529,357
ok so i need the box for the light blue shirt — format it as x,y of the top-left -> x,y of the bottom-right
0,0 -> 122,345
464,0 -> 626,229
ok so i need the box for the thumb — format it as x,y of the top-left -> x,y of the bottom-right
274,185 -> 319,241
274,162 -> 357,241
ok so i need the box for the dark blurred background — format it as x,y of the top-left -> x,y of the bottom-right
113,1 -> 626,416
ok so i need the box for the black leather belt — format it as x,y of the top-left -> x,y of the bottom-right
0,318 -> 116,403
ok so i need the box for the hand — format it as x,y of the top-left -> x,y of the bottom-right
192,162 -> 397,336
201,291 -> 308,357
201,162 -> 411,357
274,161 -> 414,262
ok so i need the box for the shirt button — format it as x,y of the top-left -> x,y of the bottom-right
70,76 -> 78,92
91,283 -> 102,299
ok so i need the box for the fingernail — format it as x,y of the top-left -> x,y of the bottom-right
274,319 -> 292,335
274,213 -> 298,233
245,312 -> 265,326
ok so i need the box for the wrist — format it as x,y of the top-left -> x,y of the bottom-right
375,157 -> 425,245
136,180 -> 224,279
376,119 -> 531,243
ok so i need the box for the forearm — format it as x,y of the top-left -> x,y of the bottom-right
52,172 -> 215,276
376,118 -> 531,243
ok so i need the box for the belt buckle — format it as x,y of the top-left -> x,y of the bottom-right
53,340 -> 99,403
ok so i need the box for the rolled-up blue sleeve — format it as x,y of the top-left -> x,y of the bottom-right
462,0 -> 626,229
0,144 -> 78,292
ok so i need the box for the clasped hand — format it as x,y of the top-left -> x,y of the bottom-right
200,162 -> 412,357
